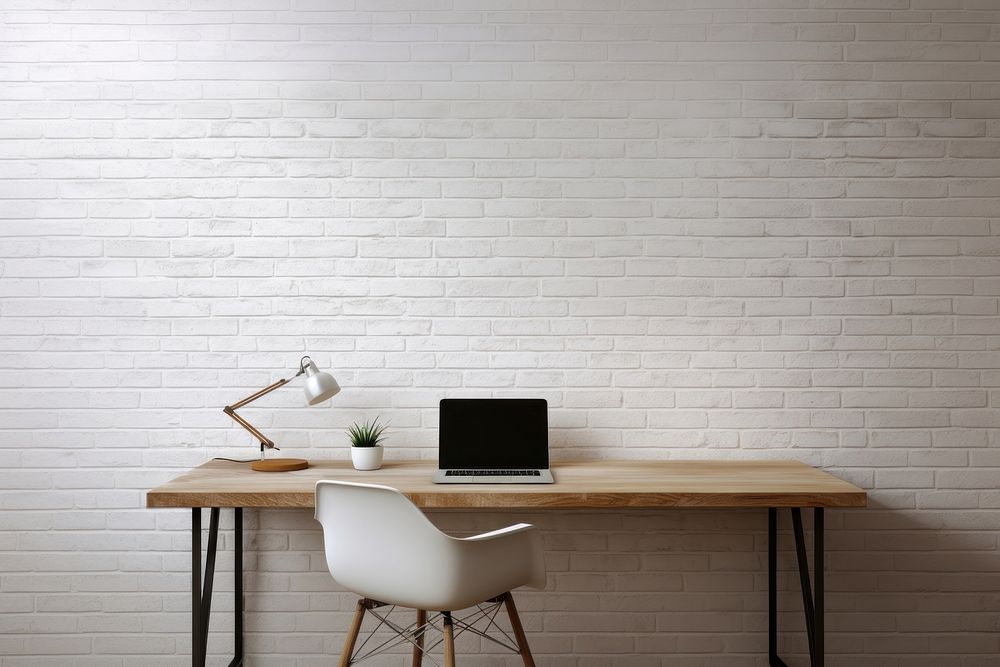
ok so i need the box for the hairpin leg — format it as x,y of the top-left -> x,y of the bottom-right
192,507 -> 244,667
192,508 -> 202,667
769,507 -> 824,667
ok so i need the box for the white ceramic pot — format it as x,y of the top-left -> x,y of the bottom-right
351,445 -> 383,471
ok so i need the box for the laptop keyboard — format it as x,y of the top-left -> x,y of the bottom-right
446,470 -> 541,477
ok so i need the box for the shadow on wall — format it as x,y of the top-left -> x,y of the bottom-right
161,503 -> 987,665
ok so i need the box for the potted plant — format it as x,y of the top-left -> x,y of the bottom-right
347,418 -> 387,471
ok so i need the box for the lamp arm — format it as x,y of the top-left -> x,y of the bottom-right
224,376 -> 294,449
228,376 -> 293,410
224,406 -> 277,449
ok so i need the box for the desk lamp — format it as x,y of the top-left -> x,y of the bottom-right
223,356 -> 340,472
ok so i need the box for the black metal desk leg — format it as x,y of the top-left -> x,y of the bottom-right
192,508 -> 202,667
201,508 -> 220,660
769,507 -> 824,667
814,508 -> 824,667
232,507 -> 244,667
768,508 -> 788,667
192,508 -> 243,667
791,508 -> 816,658
768,509 -> 775,661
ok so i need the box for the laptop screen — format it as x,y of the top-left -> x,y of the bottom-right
439,398 -> 548,470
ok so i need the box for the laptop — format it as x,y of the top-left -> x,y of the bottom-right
433,398 -> 554,484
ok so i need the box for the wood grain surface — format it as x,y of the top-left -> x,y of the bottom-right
146,459 -> 867,509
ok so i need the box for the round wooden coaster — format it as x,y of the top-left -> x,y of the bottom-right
251,458 -> 309,472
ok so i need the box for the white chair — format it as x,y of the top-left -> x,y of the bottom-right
315,480 -> 546,667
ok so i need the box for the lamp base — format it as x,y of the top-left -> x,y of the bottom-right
251,458 -> 309,473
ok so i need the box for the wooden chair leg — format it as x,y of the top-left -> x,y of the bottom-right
442,611 -> 456,667
412,609 -> 427,667
503,592 -> 535,667
338,598 -> 366,667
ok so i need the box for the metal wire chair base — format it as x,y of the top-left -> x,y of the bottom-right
348,596 -> 522,666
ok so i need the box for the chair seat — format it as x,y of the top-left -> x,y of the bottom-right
315,480 -> 545,611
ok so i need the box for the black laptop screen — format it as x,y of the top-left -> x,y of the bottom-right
439,398 -> 548,470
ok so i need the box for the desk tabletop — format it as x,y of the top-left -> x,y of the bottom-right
146,459 -> 867,510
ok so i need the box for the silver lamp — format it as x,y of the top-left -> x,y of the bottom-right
223,355 -> 340,472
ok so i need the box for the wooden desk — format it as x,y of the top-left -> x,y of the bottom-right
148,459 -> 866,510
147,459 -> 866,667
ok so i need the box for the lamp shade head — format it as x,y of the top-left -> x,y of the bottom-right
302,359 -> 340,406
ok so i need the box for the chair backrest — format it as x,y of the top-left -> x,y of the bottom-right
314,480 -> 456,601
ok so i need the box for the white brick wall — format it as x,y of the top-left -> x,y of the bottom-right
2,1 -> 999,664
